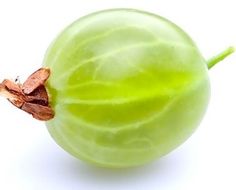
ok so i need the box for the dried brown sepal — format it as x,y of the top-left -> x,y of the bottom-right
0,68 -> 54,121
22,102 -> 54,121
22,68 -> 50,94
1,79 -> 24,108
2,79 -> 22,93
26,86 -> 49,106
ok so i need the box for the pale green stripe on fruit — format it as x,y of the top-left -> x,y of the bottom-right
47,25 -> 158,68
54,39 -> 195,83
58,81 -> 119,90
55,42 -> 159,82
53,77 -> 204,131
56,93 -> 172,105
48,117 -> 157,168
47,77 -> 207,167
92,51 -> 155,80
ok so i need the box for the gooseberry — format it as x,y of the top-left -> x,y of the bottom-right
0,9 -> 234,168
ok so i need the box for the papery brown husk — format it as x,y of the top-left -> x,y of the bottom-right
0,68 -> 54,121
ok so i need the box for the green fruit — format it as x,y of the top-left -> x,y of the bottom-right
43,9 -> 234,168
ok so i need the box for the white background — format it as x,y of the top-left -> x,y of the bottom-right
0,0 -> 236,190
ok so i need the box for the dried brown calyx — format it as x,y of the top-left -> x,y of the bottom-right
0,68 -> 54,121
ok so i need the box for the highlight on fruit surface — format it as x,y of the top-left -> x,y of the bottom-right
0,9 -> 235,168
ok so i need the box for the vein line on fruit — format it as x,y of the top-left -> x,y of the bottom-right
61,80 -> 119,90
52,118 -> 130,159
57,94 -> 168,105
55,74 -> 193,105
53,116 -> 157,152
55,40 -> 195,83
123,138 -> 155,148
50,79 -> 204,160
92,52 -> 155,80
48,24 -> 165,68
56,42 -> 159,81
50,121 -> 148,168
54,79 -> 203,130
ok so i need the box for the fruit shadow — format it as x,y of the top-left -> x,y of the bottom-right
20,137 -> 192,190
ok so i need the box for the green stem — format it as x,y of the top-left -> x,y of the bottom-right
207,46 -> 235,69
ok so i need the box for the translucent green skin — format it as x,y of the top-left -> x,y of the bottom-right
43,9 -> 210,168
